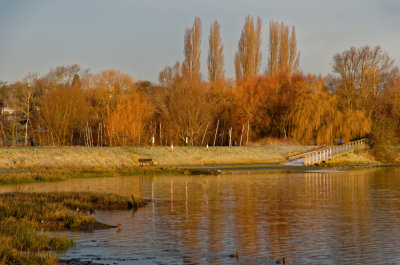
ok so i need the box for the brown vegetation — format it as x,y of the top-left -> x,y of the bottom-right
0,192 -> 147,265
1,17 -> 400,163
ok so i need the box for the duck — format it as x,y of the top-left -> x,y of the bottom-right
229,250 -> 239,259
276,257 -> 286,264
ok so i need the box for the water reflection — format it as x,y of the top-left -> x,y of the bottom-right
2,168 -> 400,264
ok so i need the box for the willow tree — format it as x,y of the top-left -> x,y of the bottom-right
182,17 -> 202,82
291,75 -> 371,145
208,20 -> 225,83
267,21 -> 299,76
290,76 -> 341,145
234,16 -> 262,80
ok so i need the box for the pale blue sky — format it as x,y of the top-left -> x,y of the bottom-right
0,0 -> 399,84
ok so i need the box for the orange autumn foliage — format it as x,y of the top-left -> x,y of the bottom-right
290,75 -> 371,145
106,88 -> 153,146
233,73 -> 297,139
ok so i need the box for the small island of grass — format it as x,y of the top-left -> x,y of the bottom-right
0,192 -> 148,265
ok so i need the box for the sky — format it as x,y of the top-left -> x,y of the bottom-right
0,0 -> 399,84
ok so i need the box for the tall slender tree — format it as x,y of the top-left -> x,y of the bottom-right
288,26 -> 299,75
234,16 -> 262,80
182,17 -> 202,81
267,21 -> 299,76
268,21 -> 280,75
208,20 -> 225,83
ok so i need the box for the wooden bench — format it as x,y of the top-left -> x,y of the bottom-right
138,158 -> 153,166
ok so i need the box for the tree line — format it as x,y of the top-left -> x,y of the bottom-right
1,16 -> 399,158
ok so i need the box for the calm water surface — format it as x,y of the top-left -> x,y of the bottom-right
2,168 -> 400,264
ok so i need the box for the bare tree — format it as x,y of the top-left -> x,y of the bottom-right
20,73 -> 38,146
46,64 -> 82,87
155,75 -> 213,145
332,45 -> 398,112
41,85 -> 90,146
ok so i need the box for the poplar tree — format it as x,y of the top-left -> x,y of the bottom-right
234,16 -> 262,80
207,20 -> 225,83
268,21 -> 280,75
267,21 -> 299,76
182,17 -> 202,81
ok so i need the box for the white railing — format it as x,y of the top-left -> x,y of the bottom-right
303,139 -> 367,166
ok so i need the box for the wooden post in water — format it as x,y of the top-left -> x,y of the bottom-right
130,194 -> 138,211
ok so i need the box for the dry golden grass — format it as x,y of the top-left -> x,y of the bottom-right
324,148 -> 382,167
0,145 -> 312,170
123,145 -> 312,165
0,147 -> 138,170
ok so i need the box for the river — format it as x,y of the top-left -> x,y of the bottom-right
2,168 -> 400,264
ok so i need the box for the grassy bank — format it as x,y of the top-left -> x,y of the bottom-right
0,145 -> 312,170
0,166 -> 208,185
0,192 -> 147,265
320,147 -> 394,167
0,146 -> 310,185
